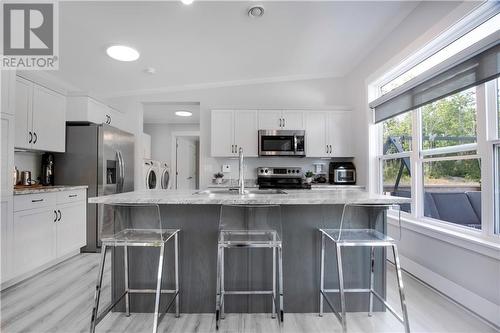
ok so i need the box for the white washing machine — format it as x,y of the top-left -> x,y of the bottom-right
143,159 -> 160,189
159,162 -> 171,189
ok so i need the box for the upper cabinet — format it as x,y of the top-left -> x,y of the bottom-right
305,110 -> 353,158
1,71 -> 16,116
14,76 -> 66,152
258,110 -> 304,130
211,110 -> 258,157
66,96 -> 126,131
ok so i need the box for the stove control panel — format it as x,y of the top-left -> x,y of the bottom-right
257,167 -> 303,178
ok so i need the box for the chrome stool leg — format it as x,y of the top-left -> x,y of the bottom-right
175,232 -> 180,318
319,232 -> 325,317
278,245 -> 284,322
272,246 -> 277,319
215,245 -> 222,330
152,244 -> 165,333
392,245 -> 410,333
220,246 -> 225,320
90,245 -> 107,333
124,245 -> 130,317
368,246 -> 375,317
336,244 -> 347,333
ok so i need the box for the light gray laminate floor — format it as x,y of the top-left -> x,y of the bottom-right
1,253 -> 496,333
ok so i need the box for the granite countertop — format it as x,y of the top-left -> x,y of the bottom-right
14,185 -> 88,195
89,189 -> 410,205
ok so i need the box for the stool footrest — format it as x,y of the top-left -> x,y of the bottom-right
223,290 -> 274,295
323,288 -> 371,293
95,291 -> 127,326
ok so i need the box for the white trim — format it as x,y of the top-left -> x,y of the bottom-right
421,143 -> 477,157
398,254 -> 500,328
422,154 -> 480,163
380,151 -> 411,160
388,214 -> 500,259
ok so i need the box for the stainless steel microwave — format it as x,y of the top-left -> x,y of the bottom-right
258,130 -> 305,156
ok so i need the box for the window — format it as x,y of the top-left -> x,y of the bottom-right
380,13 -> 500,95
497,78 -> 500,138
381,113 -> 413,213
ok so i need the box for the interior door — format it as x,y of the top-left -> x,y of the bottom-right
32,84 -> 66,152
282,111 -> 304,129
305,111 -> 329,157
14,77 -> 32,149
176,137 -> 197,190
258,110 -> 282,129
234,110 -> 258,156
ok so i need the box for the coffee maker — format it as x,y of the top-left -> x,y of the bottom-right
41,153 -> 54,186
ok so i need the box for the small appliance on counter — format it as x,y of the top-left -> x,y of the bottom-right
312,162 -> 327,183
329,162 -> 356,185
41,153 -> 55,186
257,167 -> 311,189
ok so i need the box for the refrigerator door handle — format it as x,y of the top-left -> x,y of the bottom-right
117,150 -> 125,193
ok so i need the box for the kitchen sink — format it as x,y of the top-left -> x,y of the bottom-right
194,188 -> 287,195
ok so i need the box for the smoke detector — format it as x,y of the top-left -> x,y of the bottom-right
248,5 -> 264,18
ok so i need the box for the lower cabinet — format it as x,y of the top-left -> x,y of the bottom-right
9,190 -> 86,280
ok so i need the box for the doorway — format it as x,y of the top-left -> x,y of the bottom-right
173,134 -> 199,190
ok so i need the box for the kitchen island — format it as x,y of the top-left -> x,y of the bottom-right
89,189 -> 409,314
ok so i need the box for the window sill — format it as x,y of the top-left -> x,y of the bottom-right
387,212 -> 500,260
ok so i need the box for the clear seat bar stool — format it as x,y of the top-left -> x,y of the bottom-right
319,203 -> 410,333
215,204 -> 283,330
90,203 -> 180,333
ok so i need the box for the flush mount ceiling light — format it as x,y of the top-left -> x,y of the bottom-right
175,111 -> 193,117
248,5 -> 264,18
181,0 -> 194,5
106,45 -> 140,62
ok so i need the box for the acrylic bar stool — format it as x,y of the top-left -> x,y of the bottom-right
215,204 -> 283,330
319,203 -> 410,333
90,203 -> 180,333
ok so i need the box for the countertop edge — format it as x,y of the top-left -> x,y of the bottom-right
14,185 -> 88,195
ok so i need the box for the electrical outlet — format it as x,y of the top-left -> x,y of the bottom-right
222,164 -> 231,173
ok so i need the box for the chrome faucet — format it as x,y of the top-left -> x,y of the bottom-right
238,147 -> 245,195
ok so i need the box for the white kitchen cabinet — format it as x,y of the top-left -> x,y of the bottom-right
12,206 -> 57,277
67,96 -> 126,131
14,76 -> 32,149
14,76 -> 66,152
328,111 -> 353,157
1,71 -> 16,115
211,110 -> 258,157
1,113 -> 15,198
305,111 -> 329,157
234,110 -> 258,156
258,110 -> 304,130
258,110 -> 282,129
305,111 -> 353,157
1,198 -> 13,283
211,110 -> 235,157
56,202 -> 86,257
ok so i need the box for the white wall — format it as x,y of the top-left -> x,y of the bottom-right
345,1 -> 499,327
109,76 -> 353,188
144,123 -> 200,164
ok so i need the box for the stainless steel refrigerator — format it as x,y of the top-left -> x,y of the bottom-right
54,124 -> 135,252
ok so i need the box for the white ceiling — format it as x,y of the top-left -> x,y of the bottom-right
143,102 -> 200,124
50,1 -> 421,97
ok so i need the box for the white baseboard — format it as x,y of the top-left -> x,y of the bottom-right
398,254 -> 500,329
1,249 -> 81,291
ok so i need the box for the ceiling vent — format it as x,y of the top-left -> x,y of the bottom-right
248,5 -> 264,18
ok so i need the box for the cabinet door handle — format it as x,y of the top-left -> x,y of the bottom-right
57,210 -> 62,221
33,132 -> 37,144
54,210 -> 58,222
108,115 -> 111,124
283,118 -> 286,128
29,131 -> 33,143
326,145 -> 328,153
68,194 -> 77,198
330,145 -> 332,154
31,199 -> 44,202
279,118 -> 282,127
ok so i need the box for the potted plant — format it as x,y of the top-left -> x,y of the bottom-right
214,172 -> 224,184
305,171 -> 314,184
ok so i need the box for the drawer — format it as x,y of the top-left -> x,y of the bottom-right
56,189 -> 86,205
14,192 -> 56,212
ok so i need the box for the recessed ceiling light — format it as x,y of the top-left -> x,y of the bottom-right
175,111 -> 193,117
181,0 -> 194,5
106,45 -> 140,62
248,5 -> 264,18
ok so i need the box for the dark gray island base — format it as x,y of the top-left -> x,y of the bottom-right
109,203 -> 388,314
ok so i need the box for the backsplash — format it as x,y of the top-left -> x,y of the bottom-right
14,151 -> 42,182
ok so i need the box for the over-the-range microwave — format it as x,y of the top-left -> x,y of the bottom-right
258,130 -> 305,157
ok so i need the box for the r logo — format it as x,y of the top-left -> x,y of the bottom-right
3,3 -> 54,56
